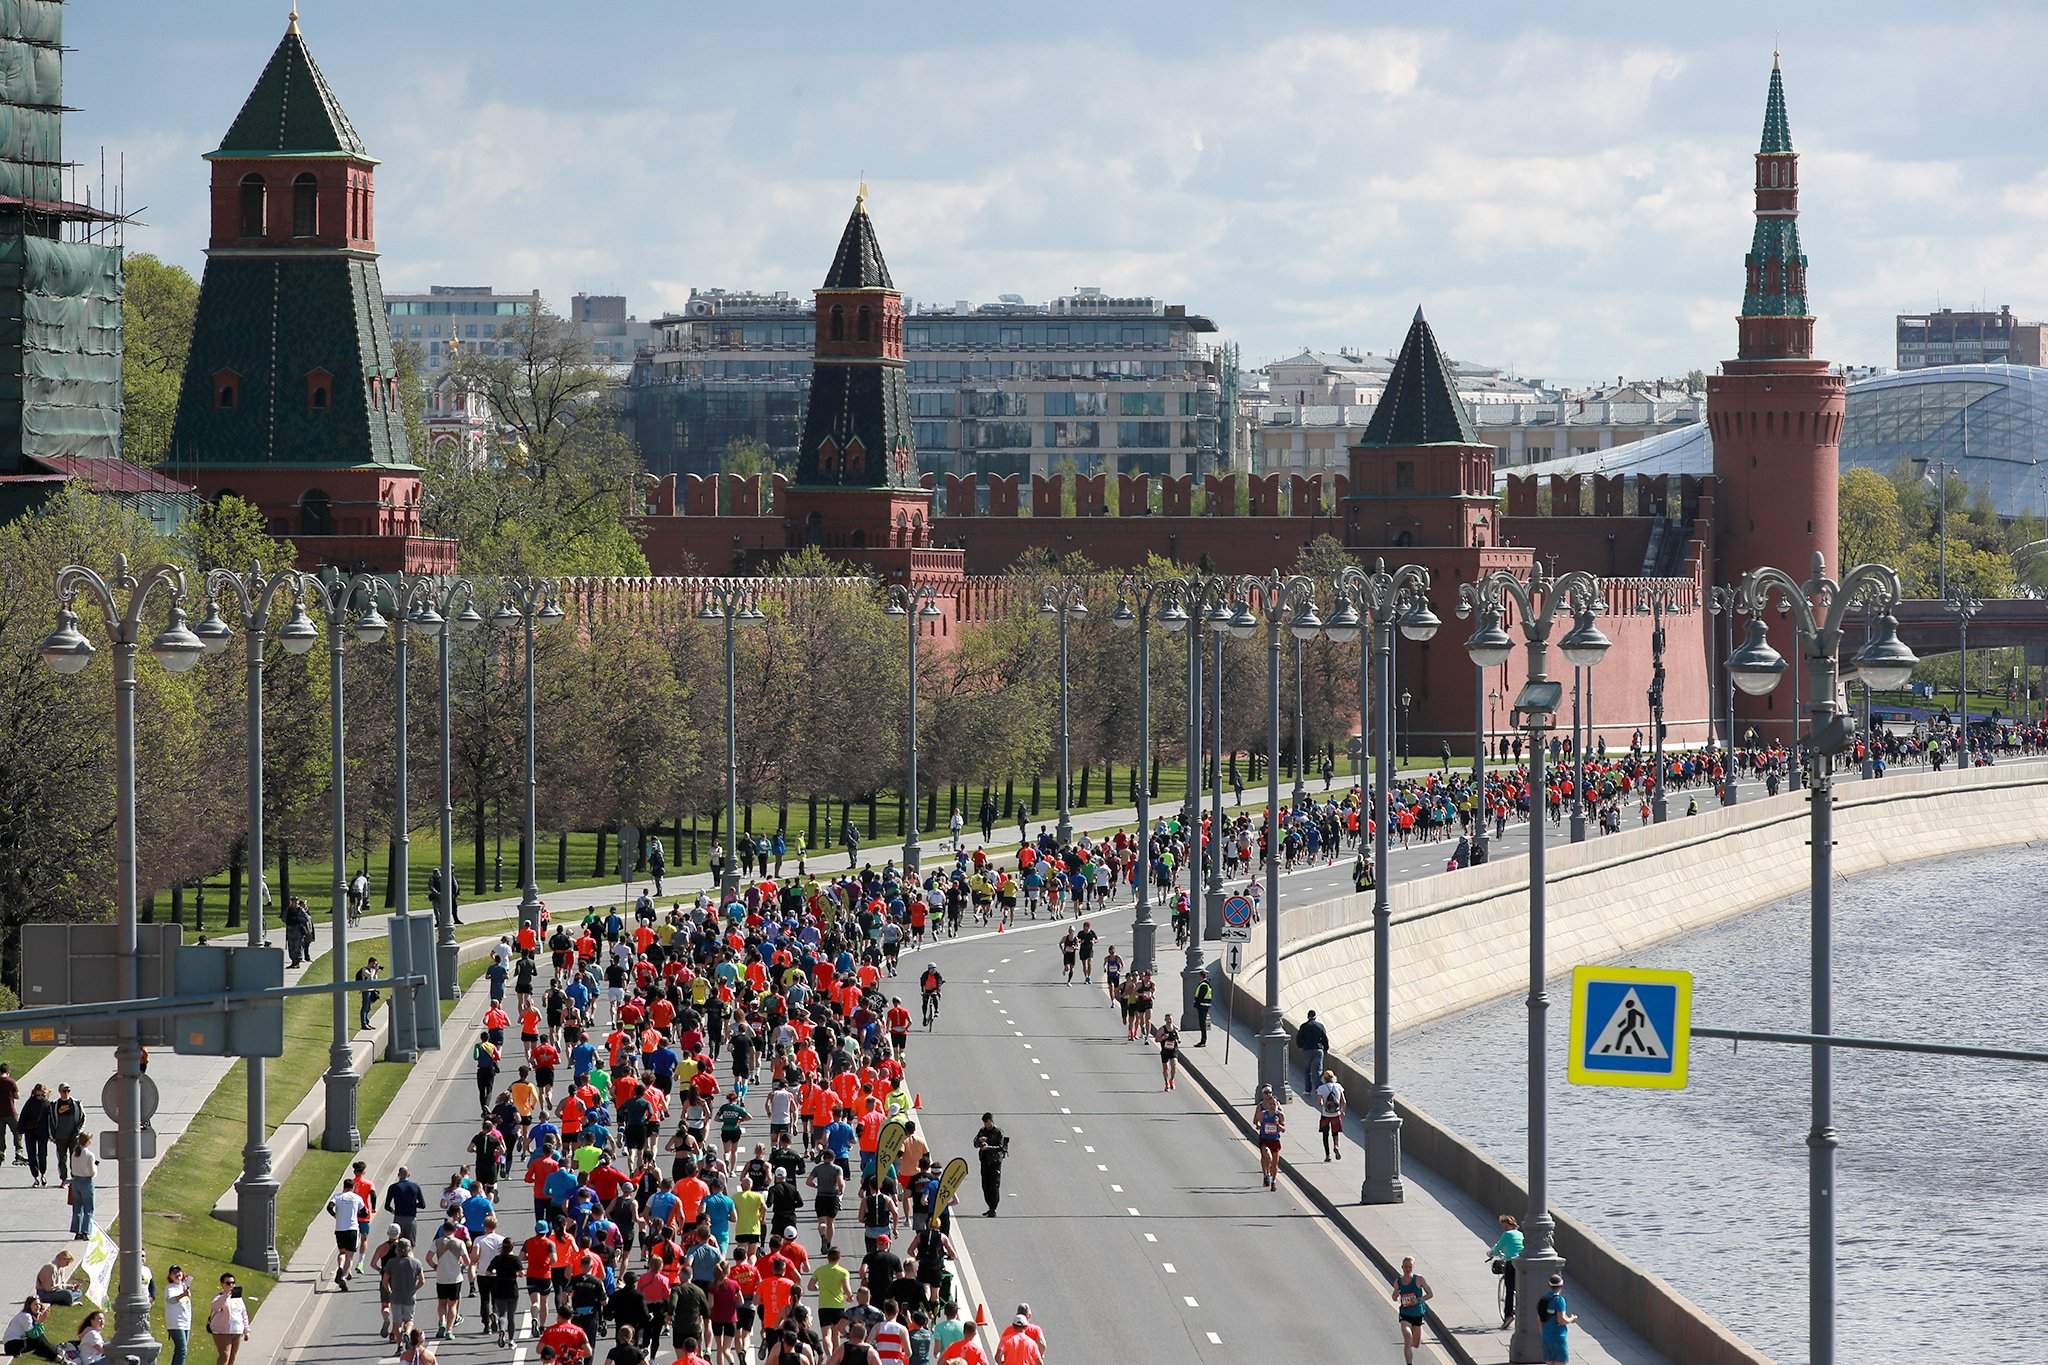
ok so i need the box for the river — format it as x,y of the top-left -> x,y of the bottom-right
1388,842 -> 2048,1365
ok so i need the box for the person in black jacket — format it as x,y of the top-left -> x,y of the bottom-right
972,1113 -> 1008,1217
1294,1012 -> 1331,1099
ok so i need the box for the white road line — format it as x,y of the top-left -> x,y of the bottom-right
1039,1073 -> 1050,1080
1083,1145 -> 1094,1153
1060,1106 -> 1071,1114
1206,1331 -> 1222,1344
1127,1206 -> 1141,1216
1143,1233 -> 1157,1243
1000,957 -> 1011,963
1109,1183 -> 1123,1192
1162,1262 -> 1177,1273
1072,1125 -> 1084,1133
1014,1030 -> 1024,1036
1183,1295 -> 1200,1307
1030,1057 -> 1040,1064
1048,1089 -> 1060,1097
1096,1164 -> 1108,1172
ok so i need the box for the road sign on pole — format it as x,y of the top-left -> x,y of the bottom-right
1226,944 -> 1242,973
1220,893 -> 1254,942
1567,965 -> 1692,1090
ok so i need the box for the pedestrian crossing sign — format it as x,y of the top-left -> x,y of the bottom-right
1567,965 -> 1692,1090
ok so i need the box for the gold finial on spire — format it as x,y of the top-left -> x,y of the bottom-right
856,171 -> 868,210
289,3 -> 300,34
1772,47 -> 1780,71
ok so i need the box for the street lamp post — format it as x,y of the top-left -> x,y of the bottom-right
1169,575 -> 1231,1026
1399,689 -> 1411,766
1114,578 -> 1184,976
492,578 -> 563,931
1946,587 -> 1983,768
313,568 -> 400,1153
1707,585 -> 1743,805
1727,552 -> 1918,1365
696,581 -> 764,900
1325,559 -> 1439,1203
193,567 -> 321,1271
1291,632 -> 1307,804
884,583 -> 945,875
1039,580 -> 1090,846
41,555 -> 207,1365
1237,572 -> 1321,1101
1459,566 -> 1610,1365
1568,669 -> 1587,843
1640,585 -> 1679,823
428,581 -> 484,999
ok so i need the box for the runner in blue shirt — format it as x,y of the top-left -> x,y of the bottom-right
702,1181 -> 735,1250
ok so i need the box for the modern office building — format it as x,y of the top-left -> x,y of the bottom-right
625,285 -> 1226,480
569,291 -> 657,369
1897,305 -> 2048,369
383,284 -> 537,371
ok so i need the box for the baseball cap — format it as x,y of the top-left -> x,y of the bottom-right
1012,1315 -> 1028,1326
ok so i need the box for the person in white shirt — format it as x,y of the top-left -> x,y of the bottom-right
163,1265 -> 194,1365
330,1183 -> 367,1289
72,1310 -> 105,1365
430,1225 -> 472,1340
1313,1071 -> 1347,1161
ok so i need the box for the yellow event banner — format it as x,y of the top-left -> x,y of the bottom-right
874,1119 -> 907,1177
931,1156 -> 969,1228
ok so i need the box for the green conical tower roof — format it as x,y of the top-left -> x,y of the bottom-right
1360,307 -> 1479,447
212,11 -> 369,159
1759,53 -> 1792,154
822,190 -> 895,291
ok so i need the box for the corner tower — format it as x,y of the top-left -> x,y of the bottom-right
784,187 -> 931,552
166,8 -> 447,572
1344,308 -> 1497,551
1707,55 -> 1843,740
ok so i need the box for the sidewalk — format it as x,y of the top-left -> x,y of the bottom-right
1157,965 -> 1671,1365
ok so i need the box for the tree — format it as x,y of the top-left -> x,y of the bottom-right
120,253 -> 198,464
393,338 -> 430,463
1838,468 -> 1903,573
425,304 -> 649,576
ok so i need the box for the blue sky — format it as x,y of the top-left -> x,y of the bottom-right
63,1 -> 2048,385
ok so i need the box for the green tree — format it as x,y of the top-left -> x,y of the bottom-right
120,253 -> 198,465
426,304 -> 649,576
393,338 -> 430,462
1838,468 -> 1904,573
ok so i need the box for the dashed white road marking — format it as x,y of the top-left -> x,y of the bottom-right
1071,1125 -> 1083,1133
1039,1073 -> 1050,1080
1183,1295 -> 1200,1307
1096,1164 -> 1108,1172
1143,1233 -> 1157,1243
1127,1206 -> 1141,1216
1060,1106 -> 1071,1114
1083,1145 -> 1094,1153
1048,1089 -> 1060,1097
1000,957 -> 1011,963
1109,1183 -> 1123,1192
1162,1262 -> 1177,1274
1206,1331 -> 1222,1345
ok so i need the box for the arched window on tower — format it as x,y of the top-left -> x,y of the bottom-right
292,173 -> 318,236
299,489 -> 335,537
857,306 -> 871,341
829,305 -> 844,341
239,174 -> 266,237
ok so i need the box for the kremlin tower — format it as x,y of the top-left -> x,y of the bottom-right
166,9 -> 449,572
1707,55 -> 1843,741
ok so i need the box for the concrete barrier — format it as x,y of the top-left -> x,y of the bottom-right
1215,761 -> 2048,1365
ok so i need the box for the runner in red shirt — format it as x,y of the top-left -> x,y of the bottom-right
537,1308 -> 589,1365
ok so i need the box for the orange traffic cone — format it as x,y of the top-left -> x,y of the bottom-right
974,1304 -> 989,1328
913,1092 -> 922,1110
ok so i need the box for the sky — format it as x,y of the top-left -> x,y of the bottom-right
60,0 -> 2048,387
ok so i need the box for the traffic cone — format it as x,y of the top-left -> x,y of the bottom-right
913,1092 -> 922,1110
974,1304 -> 989,1328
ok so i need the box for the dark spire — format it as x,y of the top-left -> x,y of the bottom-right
1759,53 -> 1792,154
822,188 -> 895,291
1360,307 -> 1478,447
214,12 -> 368,158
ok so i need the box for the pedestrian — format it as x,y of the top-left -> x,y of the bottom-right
207,1273 -> 250,1365
65,1133 -> 95,1238
0,1064 -> 21,1166
972,1113 -> 1007,1217
164,1265 -> 193,1365
844,818 -> 862,870
1487,1215 -> 1523,1329
358,957 -> 383,1032
649,838 -> 667,897
1312,1070 -> 1345,1161
1392,1256 -> 1432,1364
1537,1273 -> 1577,1364
47,1085 -> 83,1182
1294,1010 -> 1330,1097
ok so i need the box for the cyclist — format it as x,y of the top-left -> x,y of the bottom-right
919,965 -> 944,1029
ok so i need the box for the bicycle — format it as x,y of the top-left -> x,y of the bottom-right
921,990 -> 941,1029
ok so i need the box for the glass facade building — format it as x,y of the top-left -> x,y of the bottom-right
1496,364 -> 2048,521
625,287 -> 1225,481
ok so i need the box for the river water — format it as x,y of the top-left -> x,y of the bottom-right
1388,843 -> 2048,1365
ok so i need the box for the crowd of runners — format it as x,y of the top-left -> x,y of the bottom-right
325,869 -> 1060,1365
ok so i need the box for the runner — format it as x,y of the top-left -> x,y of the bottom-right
1057,930 -> 1077,985
1154,1018 -> 1180,1091
1392,1257 -> 1434,1364
1252,1085 -> 1285,1191
1074,922 -> 1097,983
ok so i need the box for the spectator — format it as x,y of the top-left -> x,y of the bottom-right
66,1133 -> 96,1239
46,1087 -> 84,1182
31,1254 -> 81,1307
2,1298 -> 57,1361
15,1085 -> 48,1186
207,1273 -> 251,1365
164,1265 -> 193,1365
